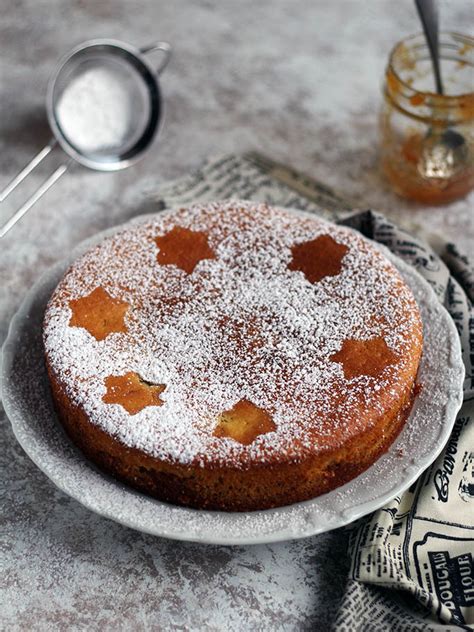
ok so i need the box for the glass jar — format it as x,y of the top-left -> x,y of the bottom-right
380,32 -> 474,205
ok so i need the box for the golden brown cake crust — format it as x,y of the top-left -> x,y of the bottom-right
43,201 -> 423,511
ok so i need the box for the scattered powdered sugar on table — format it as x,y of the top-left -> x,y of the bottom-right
43,201 -> 422,468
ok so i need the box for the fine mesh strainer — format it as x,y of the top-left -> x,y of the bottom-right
0,38 -> 171,238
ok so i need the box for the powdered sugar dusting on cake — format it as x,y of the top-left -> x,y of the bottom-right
43,202 -> 422,467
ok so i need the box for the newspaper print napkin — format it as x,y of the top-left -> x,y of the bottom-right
154,152 -> 474,631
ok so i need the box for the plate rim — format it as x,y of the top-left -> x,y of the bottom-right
1,206 -> 465,545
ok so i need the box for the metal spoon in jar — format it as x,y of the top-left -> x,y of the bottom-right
414,0 -> 467,179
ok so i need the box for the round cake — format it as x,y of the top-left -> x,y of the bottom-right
43,201 -> 423,511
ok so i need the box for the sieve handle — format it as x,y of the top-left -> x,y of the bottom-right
0,144 -> 69,238
139,41 -> 172,75
0,141 -> 57,203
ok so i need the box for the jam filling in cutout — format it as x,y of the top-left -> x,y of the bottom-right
102,372 -> 166,415
68,286 -> 129,341
329,337 -> 399,379
214,399 -> 276,445
154,226 -> 216,274
288,234 -> 349,283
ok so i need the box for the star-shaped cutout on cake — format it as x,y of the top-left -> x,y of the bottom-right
329,337 -> 399,379
154,226 -> 216,274
288,234 -> 349,283
68,287 -> 129,341
214,399 -> 276,445
102,372 -> 166,415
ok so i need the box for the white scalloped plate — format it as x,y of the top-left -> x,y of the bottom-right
1,210 -> 465,545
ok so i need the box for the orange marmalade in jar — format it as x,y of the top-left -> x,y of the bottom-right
380,32 -> 474,204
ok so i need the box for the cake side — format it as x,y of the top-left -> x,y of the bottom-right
46,356 -> 418,511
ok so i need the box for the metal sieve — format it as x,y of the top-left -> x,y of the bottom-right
0,38 -> 171,238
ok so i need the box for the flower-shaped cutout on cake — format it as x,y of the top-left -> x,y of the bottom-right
214,399 -> 276,445
102,372 -> 166,415
69,287 -> 129,341
154,226 -> 216,274
288,234 -> 349,283
329,337 -> 399,379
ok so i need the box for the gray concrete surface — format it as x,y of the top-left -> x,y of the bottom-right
1,1 -> 473,630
